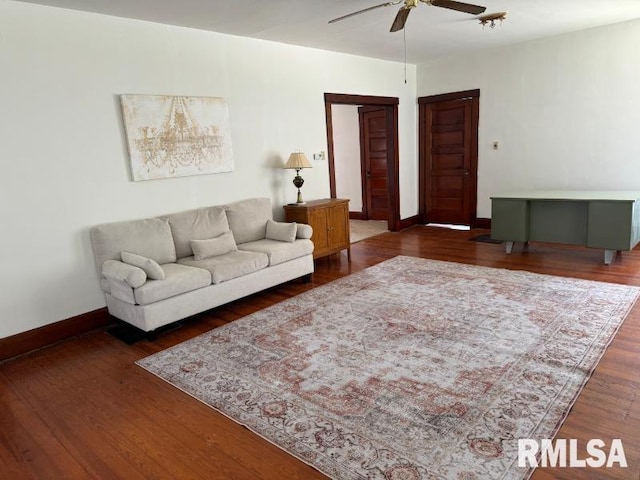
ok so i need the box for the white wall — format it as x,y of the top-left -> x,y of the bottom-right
332,105 -> 363,212
417,19 -> 640,218
0,0 -> 417,338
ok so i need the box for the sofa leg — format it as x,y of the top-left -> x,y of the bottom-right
145,330 -> 158,341
107,321 -> 148,345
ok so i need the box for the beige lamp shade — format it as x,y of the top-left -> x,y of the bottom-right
284,152 -> 313,170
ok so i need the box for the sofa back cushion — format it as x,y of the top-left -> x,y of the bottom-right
225,198 -> 272,244
90,217 -> 176,277
164,206 -> 229,259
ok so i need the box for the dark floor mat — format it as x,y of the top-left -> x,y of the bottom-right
469,234 -> 503,244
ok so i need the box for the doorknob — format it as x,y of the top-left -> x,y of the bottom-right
464,170 -> 470,176
366,171 -> 371,178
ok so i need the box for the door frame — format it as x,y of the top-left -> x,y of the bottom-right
418,89 -> 480,226
324,93 -> 400,232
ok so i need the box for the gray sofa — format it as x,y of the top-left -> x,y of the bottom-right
90,198 -> 314,333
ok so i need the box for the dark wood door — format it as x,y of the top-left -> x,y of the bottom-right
359,106 -> 389,221
419,90 -> 479,225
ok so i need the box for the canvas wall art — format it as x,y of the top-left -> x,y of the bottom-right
120,95 -> 234,181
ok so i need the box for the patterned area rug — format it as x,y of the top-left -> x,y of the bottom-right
137,256 -> 639,480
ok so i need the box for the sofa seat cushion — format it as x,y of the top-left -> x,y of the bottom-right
238,239 -> 313,266
134,263 -> 211,306
178,250 -> 268,284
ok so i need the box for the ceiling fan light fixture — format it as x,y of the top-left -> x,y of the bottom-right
478,11 -> 507,29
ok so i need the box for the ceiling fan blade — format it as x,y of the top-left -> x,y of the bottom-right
390,6 -> 411,32
328,1 -> 402,24
430,0 -> 486,15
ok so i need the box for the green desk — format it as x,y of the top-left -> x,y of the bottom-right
490,191 -> 640,264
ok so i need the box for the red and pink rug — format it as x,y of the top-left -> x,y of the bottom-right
138,256 -> 639,479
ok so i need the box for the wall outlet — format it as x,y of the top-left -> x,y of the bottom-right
313,151 -> 326,161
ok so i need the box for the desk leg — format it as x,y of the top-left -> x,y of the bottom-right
505,241 -> 514,254
604,249 -> 616,265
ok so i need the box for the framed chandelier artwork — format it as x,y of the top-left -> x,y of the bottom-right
120,94 -> 234,181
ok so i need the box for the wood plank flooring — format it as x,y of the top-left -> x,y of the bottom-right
2,226 -> 640,479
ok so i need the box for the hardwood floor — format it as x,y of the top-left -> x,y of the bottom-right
2,226 -> 640,479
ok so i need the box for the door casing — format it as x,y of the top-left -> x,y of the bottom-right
324,93 -> 400,232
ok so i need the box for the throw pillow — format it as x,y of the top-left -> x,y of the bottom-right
190,231 -> 238,260
121,251 -> 166,280
265,219 -> 297,243
102,259 -> 147,288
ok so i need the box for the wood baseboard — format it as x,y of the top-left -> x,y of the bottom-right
399,215 -> 419,230
349,212 -> 365,220
473,218 -> 491,229
0,307 -> 113,363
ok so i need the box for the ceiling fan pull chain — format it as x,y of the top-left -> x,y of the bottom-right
404,27 -> 407,84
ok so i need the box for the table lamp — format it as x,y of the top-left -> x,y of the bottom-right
284,152 -> 313,204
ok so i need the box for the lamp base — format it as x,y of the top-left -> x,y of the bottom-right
290,168 -> 307,204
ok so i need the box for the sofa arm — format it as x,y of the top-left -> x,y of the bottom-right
102,260 -> 147,288
296,223 -> 313,239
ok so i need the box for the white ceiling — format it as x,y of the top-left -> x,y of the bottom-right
15,0 -> 640,63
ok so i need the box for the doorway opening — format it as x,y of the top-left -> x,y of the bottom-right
324,93 -> 400,232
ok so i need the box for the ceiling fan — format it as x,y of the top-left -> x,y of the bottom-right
329,0 -> 487,32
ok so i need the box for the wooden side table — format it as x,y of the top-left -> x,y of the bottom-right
284,198 -> 351,261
